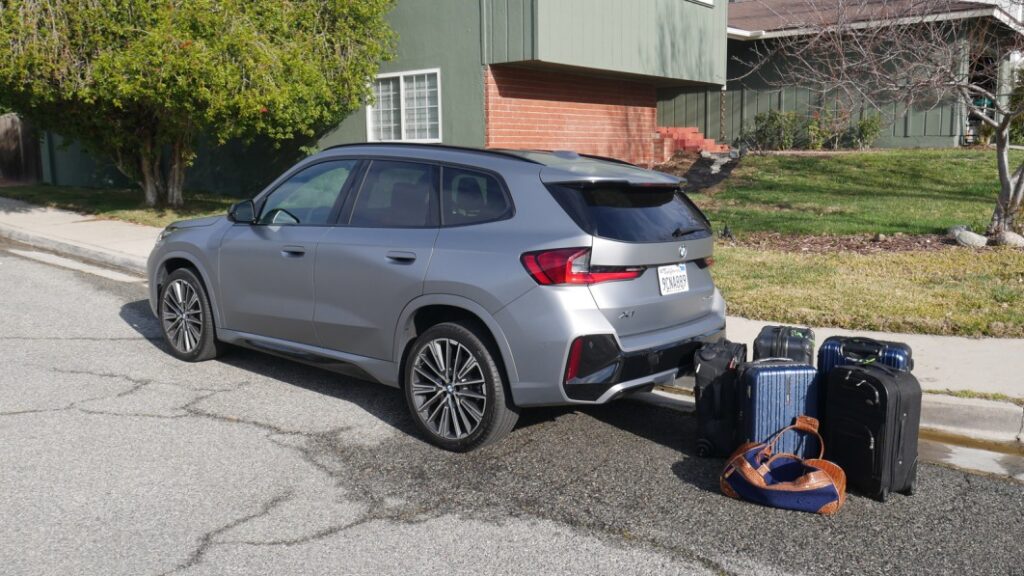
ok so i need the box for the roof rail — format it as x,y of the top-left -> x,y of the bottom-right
320,142 -> 545,165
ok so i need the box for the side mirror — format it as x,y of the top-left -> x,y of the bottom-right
228,200 -> 256,224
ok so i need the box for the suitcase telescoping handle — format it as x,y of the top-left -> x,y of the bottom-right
838,337 -> 885,362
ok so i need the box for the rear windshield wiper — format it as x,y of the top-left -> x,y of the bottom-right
672,226 -> 706,238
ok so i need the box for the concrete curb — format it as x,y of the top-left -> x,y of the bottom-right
0,222 -> 147,274
633,388 -> 1024,446
920,394 -> 1023,445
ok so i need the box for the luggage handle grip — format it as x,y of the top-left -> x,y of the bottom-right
750,357 -> 795,364
837,337 -> 885,361
844,377 -> 881,406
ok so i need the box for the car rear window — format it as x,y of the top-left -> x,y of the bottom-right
546,184 -> 711,243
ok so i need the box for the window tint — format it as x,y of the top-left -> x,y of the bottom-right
259,160 -> 357,226
546,185 -> 710,243
441,167 -> 511,226
348,160 -> 439,228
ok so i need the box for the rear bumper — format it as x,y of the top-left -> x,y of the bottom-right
561,324 -> 725,403
494,284 -> 727,407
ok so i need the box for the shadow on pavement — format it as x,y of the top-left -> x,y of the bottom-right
583,399 -> 724,493
119,297 -> 724,490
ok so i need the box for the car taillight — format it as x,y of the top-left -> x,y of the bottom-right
521,248 -> 644,285
564,338 -> 585,382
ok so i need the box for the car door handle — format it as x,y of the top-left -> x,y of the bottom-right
386,250 -> 417,263
281,245 -> 306,258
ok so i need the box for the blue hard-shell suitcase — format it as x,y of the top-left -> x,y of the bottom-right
737,359 -> 820,458
817,336 -> 914,376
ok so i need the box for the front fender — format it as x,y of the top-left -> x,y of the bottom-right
149,249 -> 223,326
393,294 -> 520,386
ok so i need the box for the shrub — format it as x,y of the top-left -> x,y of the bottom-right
805,112 -> 827,151
848,115 -> 884,149
977,122 -> 996,146
743,110 -> 801,151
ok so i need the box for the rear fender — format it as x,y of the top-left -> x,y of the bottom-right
394,294 -> 519,387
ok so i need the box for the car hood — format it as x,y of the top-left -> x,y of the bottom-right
167,215 -> 224,229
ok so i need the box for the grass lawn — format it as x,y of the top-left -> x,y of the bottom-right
0,184 -> 235,228
713,245 -> 1024,337
694,149 -> 1020,236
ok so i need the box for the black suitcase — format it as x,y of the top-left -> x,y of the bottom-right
824,364 -> 922,501
753,325 -> 816,365
693,341 -> 747,457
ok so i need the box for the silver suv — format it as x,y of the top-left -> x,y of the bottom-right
148,144 -> 726,451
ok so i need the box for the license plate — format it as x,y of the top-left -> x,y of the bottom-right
658,264 -> 689,296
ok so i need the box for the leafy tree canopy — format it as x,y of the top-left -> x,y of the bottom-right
0,0 -> 395,206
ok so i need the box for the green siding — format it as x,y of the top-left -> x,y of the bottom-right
483,0 -> 536,63
532,0 -> 727,85
323,0 -> 487,149
658,39 -> 966,147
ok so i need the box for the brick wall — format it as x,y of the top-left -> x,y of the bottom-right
485,66 -> 660,165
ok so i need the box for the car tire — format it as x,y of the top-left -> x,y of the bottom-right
403,322 -> 519,452
159,268 -> 224,362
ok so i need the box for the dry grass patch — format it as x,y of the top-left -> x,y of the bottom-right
712,245 -> 1024,337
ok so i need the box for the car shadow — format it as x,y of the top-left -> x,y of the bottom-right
119,299 -> 584,442
581,398 -> 725,493
119,297 -> 726,490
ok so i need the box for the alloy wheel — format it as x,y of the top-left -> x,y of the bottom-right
410,338 -> 488,440
162,279 -> 203,354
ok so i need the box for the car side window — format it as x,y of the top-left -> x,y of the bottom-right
258,160 -> 357,226
441,167 -> 512,227
348,160 -> 439,228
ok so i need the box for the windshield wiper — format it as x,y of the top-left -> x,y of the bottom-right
672,226 -> 705,238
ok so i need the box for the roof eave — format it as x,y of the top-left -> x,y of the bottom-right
729,6 -> 1021,41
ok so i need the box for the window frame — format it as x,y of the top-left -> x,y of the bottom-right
366,68 -> 443,144
252,159 -> 363,228
340,158 -> 442,229
438,164 -> 515,228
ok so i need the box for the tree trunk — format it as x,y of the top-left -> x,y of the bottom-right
137,138 -> 164,207
166,138 -> 188,208
988,133 -> 1020,236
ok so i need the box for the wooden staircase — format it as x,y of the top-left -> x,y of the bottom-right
655,127 -> 730,162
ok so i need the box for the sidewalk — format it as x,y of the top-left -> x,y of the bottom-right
0,196 -> 158,271
2,195 -> 1022,443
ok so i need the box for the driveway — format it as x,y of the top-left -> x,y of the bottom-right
0,239 -> 1021,576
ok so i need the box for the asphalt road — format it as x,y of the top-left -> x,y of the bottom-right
1,239 -> 1022,576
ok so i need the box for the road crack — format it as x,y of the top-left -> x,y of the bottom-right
157,491 -> 295,575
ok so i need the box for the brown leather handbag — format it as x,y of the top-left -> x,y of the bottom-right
720,416 -> 847,515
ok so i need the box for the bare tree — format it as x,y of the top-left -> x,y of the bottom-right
737,0 -> 1024,235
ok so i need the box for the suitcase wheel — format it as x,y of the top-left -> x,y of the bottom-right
901,481 -> 916,497
696,439 -> 714,458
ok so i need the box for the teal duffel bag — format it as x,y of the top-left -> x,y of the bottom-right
720,416 -> 847,516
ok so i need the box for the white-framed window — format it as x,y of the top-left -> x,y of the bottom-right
367,68 -> 442,143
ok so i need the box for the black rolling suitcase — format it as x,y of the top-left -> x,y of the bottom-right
753,325 -> 816,365
824,364 -> 922,501
693,341 -> 747,457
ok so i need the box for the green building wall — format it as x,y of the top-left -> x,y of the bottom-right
657,39 -> 964,148
531,0 -> 727,85
322,0 -> 489,149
